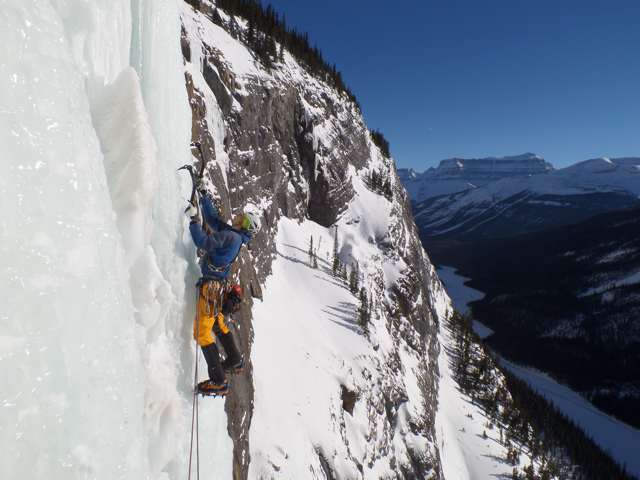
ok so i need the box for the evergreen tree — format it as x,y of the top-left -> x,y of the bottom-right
383,178 -> 392,199
308,235 -> 315,268
349,261 -> 359,293
370,170 -> 380,190
211,0 -> 359,104
370,129 -> 390,157
506,446 -> 519,466
340,262 -> 348,282
358,287 -> 370,334
247,18 -> 256,45
211,7 -> 223,26
332,227 -> 340,275
523,464 -> 535,480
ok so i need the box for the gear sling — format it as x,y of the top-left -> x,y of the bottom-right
194,279 -> 230,347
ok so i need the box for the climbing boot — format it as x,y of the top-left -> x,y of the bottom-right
219,331 -> 244,374
201,343 -> 226,385
197,379 -> 229,397
222,356 -> 244,374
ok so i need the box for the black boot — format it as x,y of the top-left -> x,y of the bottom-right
219,331 -> 244,373
201,343 -> 227,386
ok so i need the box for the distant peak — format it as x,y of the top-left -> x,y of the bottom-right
426,154 -> 553,181
439,153 -> 545,165
397,168 -> 418,180
561,157 -> 617,174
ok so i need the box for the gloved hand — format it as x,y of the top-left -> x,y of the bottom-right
185,202 -> 198,221
196,177 -> 207,196
222,285 -> 242,315
213,195 -> 223,212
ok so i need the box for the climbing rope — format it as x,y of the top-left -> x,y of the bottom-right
187,277 -> 230,479
188,285 -> 201,480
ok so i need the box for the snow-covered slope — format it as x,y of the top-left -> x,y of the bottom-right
250,214 -> 434,478
437,325 -> 535,480
399,153 -> 553,203
411,156 -> 640,240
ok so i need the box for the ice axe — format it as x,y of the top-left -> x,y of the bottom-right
178,141 -> 208,217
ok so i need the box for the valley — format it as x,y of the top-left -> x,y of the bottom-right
405,155 -> 640,431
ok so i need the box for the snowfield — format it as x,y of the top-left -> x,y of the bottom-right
249,215 -> 519,480
251,218 -> 388,478
249,164 -> 437,477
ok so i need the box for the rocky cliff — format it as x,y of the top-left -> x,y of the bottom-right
180,2 -> 444,477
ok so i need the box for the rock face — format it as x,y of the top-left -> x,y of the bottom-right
180,3 -> 444,478
400,153 -> 553,202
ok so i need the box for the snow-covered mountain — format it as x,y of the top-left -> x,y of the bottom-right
410,156 -> 640,240
398,153 -> 553,203
2,1 -> 630,479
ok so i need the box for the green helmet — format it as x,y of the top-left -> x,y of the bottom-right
241,212 -> 261,233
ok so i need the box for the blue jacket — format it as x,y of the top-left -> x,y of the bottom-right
189,195 -> 252,281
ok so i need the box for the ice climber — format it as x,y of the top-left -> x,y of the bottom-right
186,189 -> 260,396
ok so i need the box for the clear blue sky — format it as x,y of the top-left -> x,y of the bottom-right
265,0 -> 640,170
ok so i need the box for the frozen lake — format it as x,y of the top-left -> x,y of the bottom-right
436,265 -> 493,338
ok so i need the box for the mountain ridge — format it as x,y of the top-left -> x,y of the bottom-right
399,152 -> 553,202
409,155 -> 640,240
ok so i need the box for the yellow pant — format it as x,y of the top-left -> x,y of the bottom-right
194,280 -> 230,347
